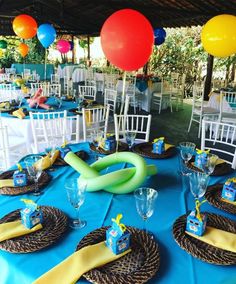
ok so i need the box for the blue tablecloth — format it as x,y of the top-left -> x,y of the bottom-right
11,64 -> 55,80
0,144 -> 235,284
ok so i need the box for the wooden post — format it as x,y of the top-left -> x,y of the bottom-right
204,54 -> 214,100
87,35 -> 90,66
72,35 -> 75,64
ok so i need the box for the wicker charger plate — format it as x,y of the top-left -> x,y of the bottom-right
173,212 -> 236,265
90,142 -> 129,155
53,150 -> 88,166
0,206 -> 68,253
0,170 -> 51,195
76,226 -> 160,284
205,184 -> 236,215
132,142 -> 176,159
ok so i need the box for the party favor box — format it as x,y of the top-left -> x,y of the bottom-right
20,199 -> 43,229
222,178 -> 236,202
103,135 -> 116,151
106,214 -> 130,255
194,149 -> 210,170
13,164 -> 27,187
152,137 -> 165,154
60,143 -> 71,159
186,210 -> 207,237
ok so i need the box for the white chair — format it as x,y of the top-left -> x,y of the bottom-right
126,76 -> 139,114
201,119 -> 236,169
29,110 -> 67,153
82,105 -> 110,141
49,84 -> 61,97
66,115 -> 82,144
219,91 -> 236,124
104,88 -> 117,115
30,83 -> 50,97
114,113 -> 152,142
188,85 -> 219,138
171,74 -> 186,111
51,74 -> 60,84
0,74 -> 10,82
79,85 -> 97,101
5,68 -> 16,74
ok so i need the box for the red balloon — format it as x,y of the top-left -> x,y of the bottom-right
13,14 -> 37,39
100,9 -> 154,71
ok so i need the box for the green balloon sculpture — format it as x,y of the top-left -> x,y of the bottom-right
64,151 -> 157,194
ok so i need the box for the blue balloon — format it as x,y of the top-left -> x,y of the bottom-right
154,36 -> 165,46
154,28 -> 166,39
37,24 -> 56,48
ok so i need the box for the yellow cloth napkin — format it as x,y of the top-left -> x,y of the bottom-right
0,179 -> 14,188
33,241 -> 131,284
12,108 -> 25,119
165,143 -> 174,151
216,158 -> 226,165
186,226 -> 236,253
222,198 -> 236,205
0,220 -> 42,242
34,150 -> 60,170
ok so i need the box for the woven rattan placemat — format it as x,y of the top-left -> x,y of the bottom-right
173,212 -> 236,265
0,206 -> 68,253
76,226 -> 160,284
54,150 -> 88,166
90,142 -> 129,155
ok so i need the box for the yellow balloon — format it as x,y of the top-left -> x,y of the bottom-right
201,14 -> 236,57
0,49 -> 3,58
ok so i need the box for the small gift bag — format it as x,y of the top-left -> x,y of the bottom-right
152,137 -> 165,154
20,199 -> 43,229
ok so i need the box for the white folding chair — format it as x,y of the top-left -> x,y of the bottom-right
29,110 -> 67,153
51,74 -> 60,84
188,85 -> 219,138
219,91 -> 236,124
79,85 -> 97,101
49,84 -> 61,97
82,105 -> 110,141
104,88 -> 117,115
201,119 -> 236,169
114,113 -> 152,142
30,83 -> 50,97
64,76 -> 73,95
66,115 -> 82,144
5,68 -> 16,75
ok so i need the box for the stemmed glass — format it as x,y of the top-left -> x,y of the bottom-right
202,153 -> 218,175
24,155 -> 43,196
125,131 -> 136,148
179,142 -> 196,175
65,178 -> 87,229
189,170 -> 210,200
134,187 -> 158,234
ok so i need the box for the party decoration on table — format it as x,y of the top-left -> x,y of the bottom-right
13,78 -> 26,88
37,23 -> 57,48
194,149 -> 210,170
18,42 -> 29,57
173,212 -> 236,265
221,177 -> 236,202
205,184 -> 236,215
201,14 -> 236,57
13,163 -> 27,186
0,206 -> 68,253
154,27 -> 166,45
59,141 -> 71,159
106,214 -> 130,255
20,199 -> 43,229
186,200 -> 207,236
100,9 -> 154,71
0,40 -> 7,49
64,151 -> 157,194
77,226 -> 160,284
100,134 -> 116,151
27,88 -> 50,110
35,150 -> 60,170
12,108 -> 26,119
152,137 -> 165,154
56,39 -> 71,54
132,142 -> 176,159
13,14 -> 38,39
0,169 -> 51,196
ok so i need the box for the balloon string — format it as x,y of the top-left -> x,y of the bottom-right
44,48 -> 47,81
116,71 -> 127,152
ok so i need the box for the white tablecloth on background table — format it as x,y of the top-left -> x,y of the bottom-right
57,65 -> 80,79
207,92 -> 232,112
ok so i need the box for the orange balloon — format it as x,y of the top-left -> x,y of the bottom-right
18,43 -> 29,57
13,14 -> 37,39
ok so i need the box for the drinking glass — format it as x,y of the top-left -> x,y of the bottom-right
134,187 -> 158,234
179,142 -> 196,175
202,153 -> 218,175
125,131 -> 136,148
65,178 -> 87,229
189,170 -> 210,200
24,155 -> 43,196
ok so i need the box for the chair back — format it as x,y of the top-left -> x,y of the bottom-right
30,83 -> 50,97
79,85 -> 97,101
66,115 -> 81,144
5,68 -> 16,74
51,74 -> 60,84
82,105 -> 110,141
104,88 -> 117,115
192,85 -> 204,113
219,91 -> 236,122
201,119 -> 236,169
29,110 -> 67,153
0,125 -> 10,170
49,84 -> 61,97
0,74 -> 10,82
114,113 -> 152,142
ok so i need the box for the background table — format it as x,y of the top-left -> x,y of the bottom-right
11,64 -> 54,81
208,92 -> 233,112
0,143 -> 235,284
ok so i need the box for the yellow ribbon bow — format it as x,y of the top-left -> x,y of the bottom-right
195,199 -> 207,222
61,140 -> 68,148
153,137 -> 164,144
196,148 -> 210,155
16,163 -> 23,172
111,214 -> 126,233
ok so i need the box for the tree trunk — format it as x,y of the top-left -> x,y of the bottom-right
230,62 -> 235,82
204,54 -> 214,100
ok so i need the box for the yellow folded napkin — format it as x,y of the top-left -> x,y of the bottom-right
222,198 -> 236,205
33,241 -> 131,284
34,150 -> 60,170
165,143 -> 174,151
0,179 -> 14,188
216,158 -> 226,165
186,226 -> 236,253
12,108 -> 25,119
0,220 -> 42,242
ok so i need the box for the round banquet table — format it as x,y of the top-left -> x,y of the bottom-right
0,142 -> 235,284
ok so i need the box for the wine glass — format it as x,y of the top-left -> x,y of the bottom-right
179,142 -> 196,175
65,178 -> 87,229
189,170 -> 210,200
125,131 -> 136,148
202,153 -> 218,175
24,155 -> 43,196
134,187 -> 158,234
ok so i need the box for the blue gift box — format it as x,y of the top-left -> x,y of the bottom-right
152,137 -> 165,154
194,149 -> 209,169
186,210 -> 207,236
106,214 -> 130,255
13,164 -> 27,187
59,145 -> 71,159
103,136 -> 116,151
20,199 -> 43,229
221,178 -> 236,202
